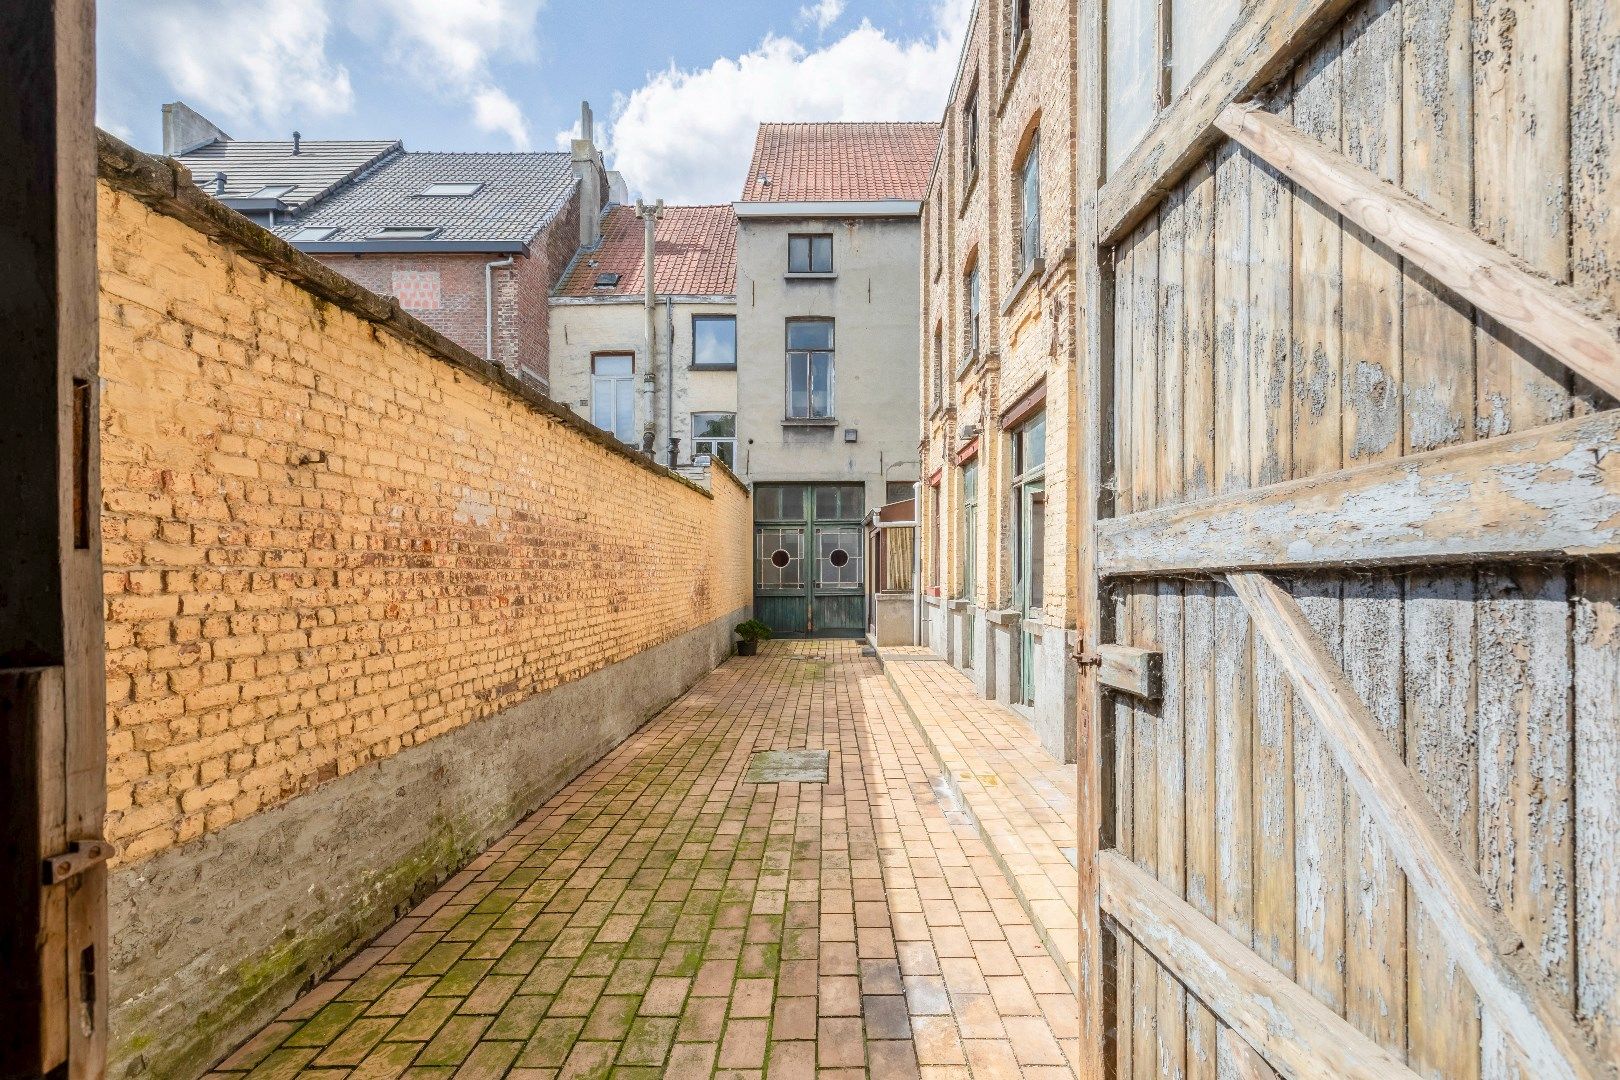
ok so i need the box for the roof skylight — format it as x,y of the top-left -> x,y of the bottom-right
290,226 -> 338,242
419,182 -> 483,198
250,184 -> 296,199
370,226 -> 442,240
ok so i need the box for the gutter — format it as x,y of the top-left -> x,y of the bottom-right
732,199 -> 922,219
293,239 -> 529,254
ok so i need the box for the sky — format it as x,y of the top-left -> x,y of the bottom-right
96,0 -> 971,205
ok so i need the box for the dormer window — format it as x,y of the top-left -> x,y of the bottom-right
290,226 -> 338,242
249,184 -> 296,200
418,182 -> 483,198
370,226 -> 441,240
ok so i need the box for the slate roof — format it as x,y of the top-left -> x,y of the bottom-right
172,139 -> 401,211
558,205 -> 737,298
271,151 -> 580,246
739,122 -> 941,203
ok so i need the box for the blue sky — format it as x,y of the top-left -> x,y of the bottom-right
97,0 -> 968,204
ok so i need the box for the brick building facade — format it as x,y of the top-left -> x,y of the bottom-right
919,0 -> 1080,761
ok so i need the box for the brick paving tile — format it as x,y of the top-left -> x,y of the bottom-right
206,643 -> 1078,1077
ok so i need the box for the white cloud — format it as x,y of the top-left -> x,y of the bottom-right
797,0 -> 846,32
125,0 -> 354,131
599,0 -> 969,205
354,0 -> 544,149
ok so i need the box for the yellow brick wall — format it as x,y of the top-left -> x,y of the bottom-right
97,179 -> 752,865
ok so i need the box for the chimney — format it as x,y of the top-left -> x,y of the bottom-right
213,172 -> 227,196
292,131 -> 302,155
572,100 -> 607,250
162,101 -> 231,156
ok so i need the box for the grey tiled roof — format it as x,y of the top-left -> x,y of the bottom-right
172,139 -> 402,211
272,152 -> 580,246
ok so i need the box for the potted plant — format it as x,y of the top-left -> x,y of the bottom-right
734,619 -> 773,656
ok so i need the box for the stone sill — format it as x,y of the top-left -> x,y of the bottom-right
987,608 -> 1021,628
781,417 -> 838,428
1000,257 -> 1044,315
784,272 -> 838,282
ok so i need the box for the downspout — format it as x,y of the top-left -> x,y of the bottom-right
484,255 -> 514,369
665,296 -> 676,466
914,480 -> 924,646
635,199 -> 664,455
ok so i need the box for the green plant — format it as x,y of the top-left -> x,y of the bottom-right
734,618 -> 774,643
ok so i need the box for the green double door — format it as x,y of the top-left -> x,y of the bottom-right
754,483 -> 866,637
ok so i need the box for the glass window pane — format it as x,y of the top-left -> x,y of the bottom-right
816,526 -> 862,589
811,353 -> 833,418
755,485 -> 795,521
692,412 -> 736,439
693,316 -> 736,367
811,235 -> 832,272
789,236 -> 809,272
787,320 -> 834,350
758,528 -> 805,588
788,353 -> 810,417
593,353 -> 632,376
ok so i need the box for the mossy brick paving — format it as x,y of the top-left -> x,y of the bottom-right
204,642 -> 1079,1077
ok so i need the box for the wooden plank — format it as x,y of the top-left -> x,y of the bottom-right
1217,104 -> 1620,404
1160,182 -> 1187,504
1155,582 -> 1187,1078
1228,571 -> 1604,1080
1183,581 -> 1218,1080
1212,142 -> 1251,493
1094,409 -> 1620,577
1477,568 -> 1574,1079
1134,211 -> 1162,511
1097,0 -> 1363,244
1572,0 -> 1620,1064
1574,566 -> 1620,1065
1294,578 -> 1345,1018
1474,0 -> 1573,440
1338,0 -> 1402,464
1117,243 -> 1136,517
1113,589 -> 1137,1080
1131,580 -> 1161,1080
1404,571 -> 1482,1080
1212,581 -> 1255,1079
1182,156 -> 1217,500
1098,644 -> 1162,700
1099,850 -> 1423,1080
1341,573 -> 1407,1058
1247,112 -> 1292,491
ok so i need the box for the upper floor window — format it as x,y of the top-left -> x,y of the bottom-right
1016,134 -> 1041,274
1012,0 -> 1031,50
591,353 -> 636,444
965,262 -> 982,358
693,314 -> 737,368
692,412 -> 737,468
932,322 -> 944,405
964,88 -> 980,177
786,319 -> 835,419
788,234 -> 833,274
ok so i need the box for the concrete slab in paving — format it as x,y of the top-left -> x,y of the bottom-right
741,749 -> 830,784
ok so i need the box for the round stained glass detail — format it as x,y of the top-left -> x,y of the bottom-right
770,548 -> 792,568
828,548 -> 850,568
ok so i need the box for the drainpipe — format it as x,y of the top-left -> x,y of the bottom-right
484,255 -> 514,369
635,198 -> 664,453
914,480 -> 924,646
665,295 -> 676,466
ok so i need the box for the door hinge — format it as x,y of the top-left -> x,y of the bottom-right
44,839 -> 114,885
1073,648 -> 1103,668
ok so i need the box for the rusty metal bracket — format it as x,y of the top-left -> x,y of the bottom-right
1073,648 -> 1104,668
43,840 -> 114,885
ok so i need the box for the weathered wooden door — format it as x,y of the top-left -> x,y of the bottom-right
0,3 -> 108,1078
1075,1 -> 1620,1078
754,483 -> 866,636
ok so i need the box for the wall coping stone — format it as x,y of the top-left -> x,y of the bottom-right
95,130 -> 730,500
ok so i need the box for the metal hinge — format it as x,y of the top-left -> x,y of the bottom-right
1073,648 -> 1103,668
44,840 -> 114,885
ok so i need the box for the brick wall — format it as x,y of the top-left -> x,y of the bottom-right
96,146 -> 751,867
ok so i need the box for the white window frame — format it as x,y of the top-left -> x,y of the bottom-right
691,412 -> 737,468
591,353 -> 637,444
785,319 -> 836,420
1017,135 -> 1042,273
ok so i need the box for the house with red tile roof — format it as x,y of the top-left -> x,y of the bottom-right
732,121 -> 939,639
550,203 -> 739,468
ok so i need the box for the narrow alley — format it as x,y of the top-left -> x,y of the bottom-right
205,643 -> 1080,1079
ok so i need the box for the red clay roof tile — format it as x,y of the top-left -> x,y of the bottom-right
557,204 -> 737,298
739,122 -> 941,203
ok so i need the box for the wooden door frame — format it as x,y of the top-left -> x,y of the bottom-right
0,2 -> 107,1078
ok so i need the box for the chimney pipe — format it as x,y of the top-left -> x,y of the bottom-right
213,172 -> 226,196
292,131 -> 302,155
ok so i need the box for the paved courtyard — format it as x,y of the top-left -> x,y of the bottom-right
206,641 -> 1079,1079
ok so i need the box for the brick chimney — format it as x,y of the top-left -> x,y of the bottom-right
572,101 -> 608,250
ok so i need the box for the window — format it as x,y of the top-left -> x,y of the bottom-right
964,88 -> 980,177
591,354 -> 636,444
886,481 -> 915,505
966,263 -> 982,358
290,226 -> 338,242
932,322 -> 944,406
960,459 -> 979,667
692,412 -> 737,468
693,315 -> 737,368
1012,0 -> 1031,47
786,319 -> 835,419
249,184 -> 296,200
594,272 -> 621,289
788,234 -> 833,274
370,226 -> 442,240
1012,411 -> 1047,612
1016,135 -> 1041,274
418,182 -> 483,197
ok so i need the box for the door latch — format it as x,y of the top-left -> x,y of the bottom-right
1072,648 -> 1103,668
44,839 -> 114,885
